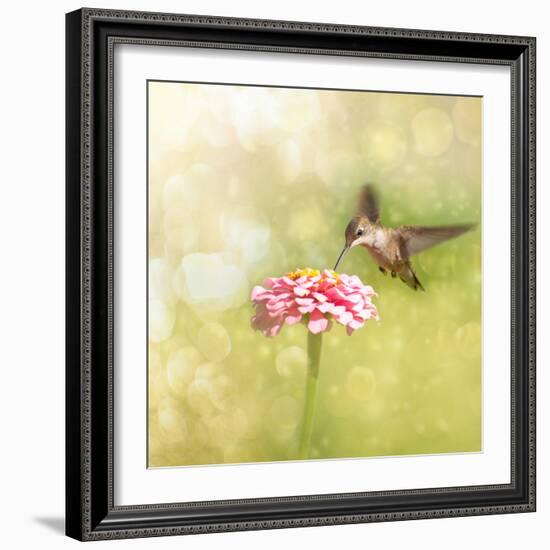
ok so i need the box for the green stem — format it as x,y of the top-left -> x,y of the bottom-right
299,331 -> 323,459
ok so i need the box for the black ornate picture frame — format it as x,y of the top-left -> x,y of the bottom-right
66,8 -> 536,541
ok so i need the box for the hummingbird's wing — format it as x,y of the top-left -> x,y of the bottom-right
356,184 -> 380,223
398,224 -> 476,258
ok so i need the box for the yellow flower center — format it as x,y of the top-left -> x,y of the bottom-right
286,268 -> 340,284
287,268 -> 320,280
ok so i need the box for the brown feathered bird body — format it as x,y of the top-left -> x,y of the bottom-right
334,185 -> 476,291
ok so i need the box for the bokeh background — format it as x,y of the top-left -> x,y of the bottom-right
147,81 -> 481,468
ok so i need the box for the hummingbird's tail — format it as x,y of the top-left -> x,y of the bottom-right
398,262 -> 425,292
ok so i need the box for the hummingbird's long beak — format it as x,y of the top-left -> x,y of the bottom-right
334,246 -> 349,271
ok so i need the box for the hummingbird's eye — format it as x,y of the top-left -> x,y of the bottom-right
356,229 -> 364,237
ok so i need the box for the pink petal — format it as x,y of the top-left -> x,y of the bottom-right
335,311 -> 353,326
251,286 -> 267,301
325,287 -> 347,301
308,310 -> 330,334
312,292 -> 328,303
356,309 -> 372,320
266,300 -> 287,312
317,302 -> 334,314
262,277 -> 278,288
348,318 -> 364,330
272,292 -> 292,301
267,323 -> 282,337
251,308 -> 277,333
293,286 -> 310,297
285,312 -> 302,325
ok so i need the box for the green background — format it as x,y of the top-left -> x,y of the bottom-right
147,82 -> 481,467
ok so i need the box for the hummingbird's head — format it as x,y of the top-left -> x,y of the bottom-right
334,216 -> 372,271
344,216 -> 372,247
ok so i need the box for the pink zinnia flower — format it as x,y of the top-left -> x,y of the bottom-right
250,268 -> 379,337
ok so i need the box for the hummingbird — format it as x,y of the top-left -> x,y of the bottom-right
333,184 -> 476,291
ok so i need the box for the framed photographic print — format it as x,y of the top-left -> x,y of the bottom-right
65,8 -> 536,541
